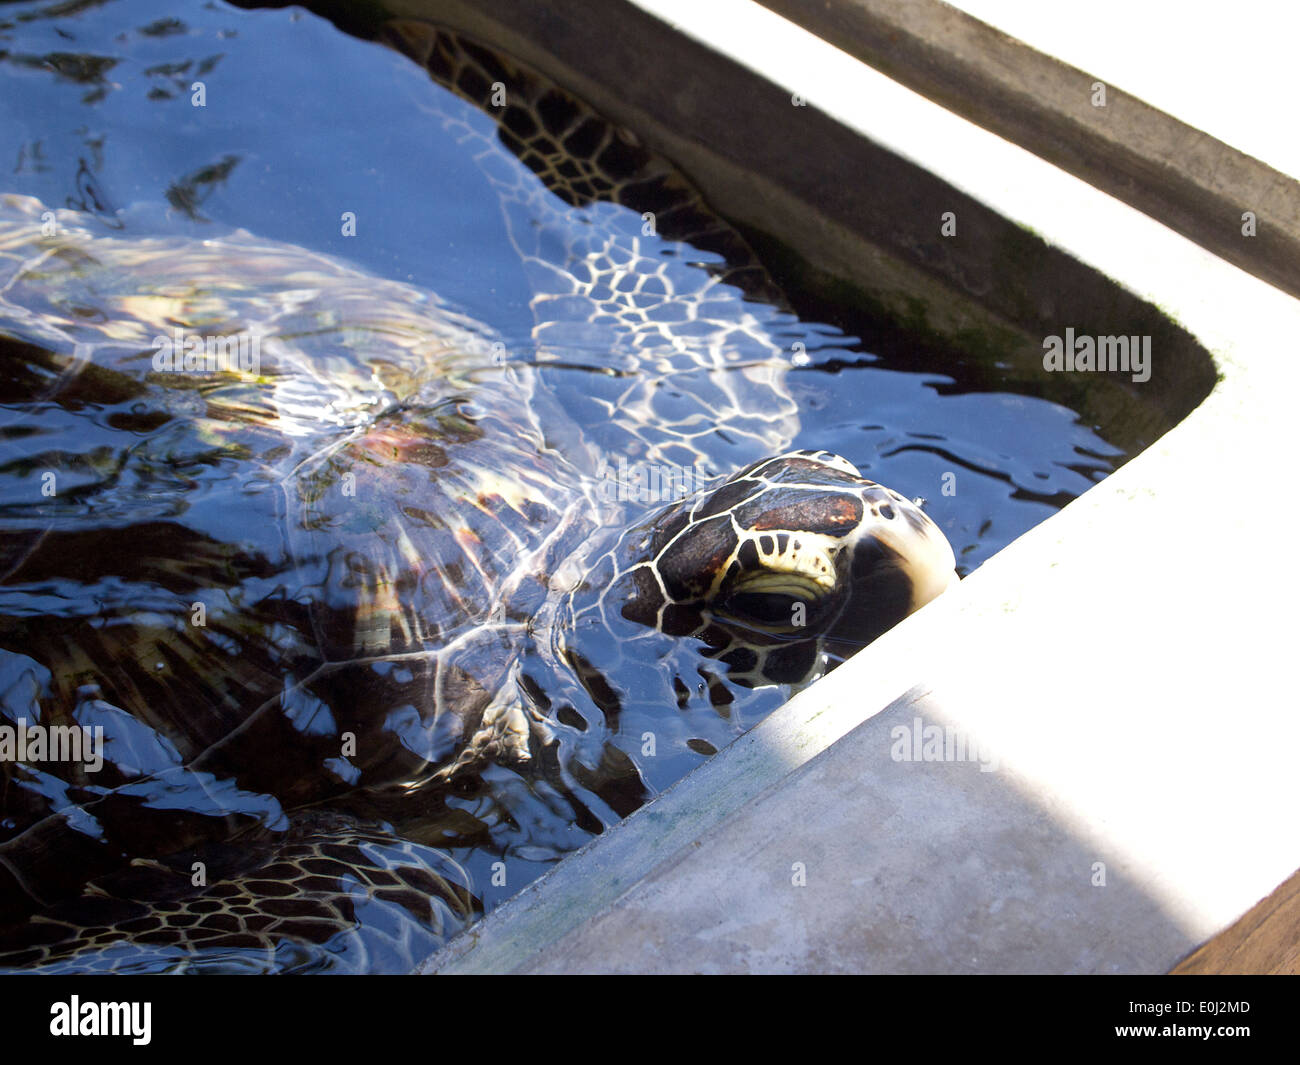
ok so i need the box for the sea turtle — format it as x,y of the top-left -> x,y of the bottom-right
0,23 -> 956,973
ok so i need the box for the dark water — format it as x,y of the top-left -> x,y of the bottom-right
0,0 -> 1124,970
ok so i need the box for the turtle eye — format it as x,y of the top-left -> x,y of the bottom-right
722,591 -> 807,627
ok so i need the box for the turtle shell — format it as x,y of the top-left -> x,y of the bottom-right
0,193 -> 590,921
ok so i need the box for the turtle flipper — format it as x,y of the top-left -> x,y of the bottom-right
431,660 -> 554,782
0,811 -> 478,974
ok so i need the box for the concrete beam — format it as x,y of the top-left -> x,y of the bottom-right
755,0 -> 1300,300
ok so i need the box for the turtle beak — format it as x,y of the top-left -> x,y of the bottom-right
868,504 -> 958,612
726,535 -> 839,600
824,489 -> 957,651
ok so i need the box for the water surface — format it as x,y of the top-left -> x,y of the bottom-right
0,0 -> 1124,971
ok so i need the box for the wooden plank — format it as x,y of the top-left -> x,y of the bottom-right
1171,868 -> 1300,974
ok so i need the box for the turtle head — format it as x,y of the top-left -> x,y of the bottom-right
614,450 -> 957,685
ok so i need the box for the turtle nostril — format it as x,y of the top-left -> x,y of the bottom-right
879,504 -> 895,520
